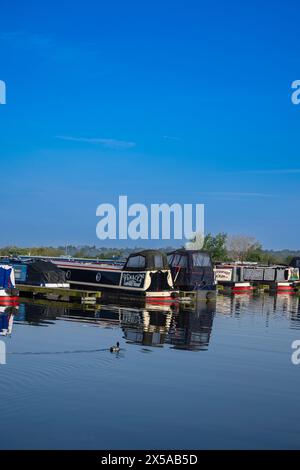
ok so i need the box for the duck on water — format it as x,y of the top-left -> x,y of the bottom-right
110,342 -> 120,353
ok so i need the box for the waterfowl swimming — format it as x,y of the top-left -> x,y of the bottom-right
110,342 -> 120,353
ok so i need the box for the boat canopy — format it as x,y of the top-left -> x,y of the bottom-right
25,260 -> 66,285
0,265 -> 16,289
290,257 -> 300,269
167,249 -> 214,291
123,250 -> 169,271
167,249 -> 212,268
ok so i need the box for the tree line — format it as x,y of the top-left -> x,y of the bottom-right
0,235 -> 298,265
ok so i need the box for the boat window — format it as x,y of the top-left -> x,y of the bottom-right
167,255 -> 174,265
126,255 -> 146,269
192,253 -> 211,267
154,254 -> 164,268
171,254 -> 187,268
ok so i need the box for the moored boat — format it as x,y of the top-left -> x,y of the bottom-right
290,257 -> 300,269
167,249 -> 216,300
53,249 -> 177,301
0,258 -> 69,288
214,262 -> 300,293
0,265 -> 19,306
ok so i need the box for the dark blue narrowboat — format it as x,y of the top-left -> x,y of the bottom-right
53,250 -> 177,301
167,249 -> 216,300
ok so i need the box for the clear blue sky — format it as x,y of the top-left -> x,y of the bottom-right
0,0 -> 299,249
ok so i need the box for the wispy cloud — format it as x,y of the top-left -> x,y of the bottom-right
163,135 -> 182,142
234,169 -> 300,175
56,135 -> 136,149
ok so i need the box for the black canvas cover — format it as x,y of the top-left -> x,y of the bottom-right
26,260 -> 66,285
124,250 -> 169,271
167,249 -> 215,291
290,257 -> 300,269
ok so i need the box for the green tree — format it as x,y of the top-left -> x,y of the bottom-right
203,233 -> 228,261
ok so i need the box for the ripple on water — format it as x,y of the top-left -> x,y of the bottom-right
0,344 -> 120,419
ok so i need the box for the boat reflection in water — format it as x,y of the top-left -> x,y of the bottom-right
0,304 -> 18,336
11,293 -> 300,352
120,306 -> 173,348
216,291 -> 300,327
168,303 -> 216,351
15,298 -> 216,351
121,302 -> 216,351
14,302 -> 62,327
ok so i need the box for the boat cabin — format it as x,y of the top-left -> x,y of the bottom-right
123,250 -> 170,271
167,249 -> 215,296
290,258 -> 300,269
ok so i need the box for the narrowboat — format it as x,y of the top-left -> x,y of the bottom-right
214,263 -> 300,293
290,258 -> 300,269
53,250 -> 177,301
0,265 -> 19,305
167,249 -> 216,300
23,260 -> 69,287
0,258 -> 68,288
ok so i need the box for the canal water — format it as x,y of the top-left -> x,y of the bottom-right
0,293 -> 300,449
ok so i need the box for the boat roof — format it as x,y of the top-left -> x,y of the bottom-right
167,249 -> 210,256
129,249 -> 167,256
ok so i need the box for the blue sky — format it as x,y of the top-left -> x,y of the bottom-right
0,0 -> 299,249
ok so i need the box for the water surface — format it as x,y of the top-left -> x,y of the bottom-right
0,293 -> 300,449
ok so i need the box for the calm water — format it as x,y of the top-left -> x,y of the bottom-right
0,293 -> 300,449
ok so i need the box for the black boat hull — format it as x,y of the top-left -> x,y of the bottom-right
54,261 -> 176,300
